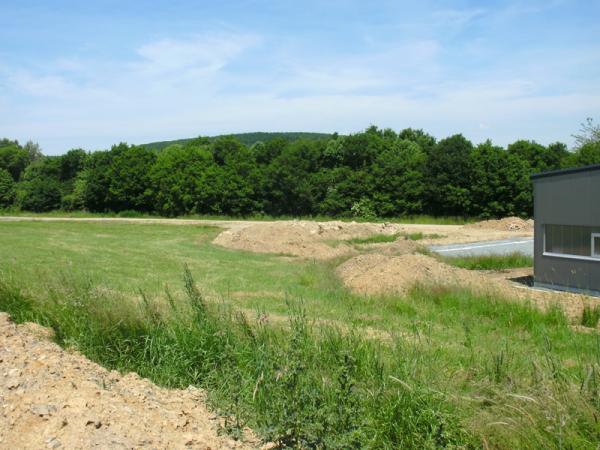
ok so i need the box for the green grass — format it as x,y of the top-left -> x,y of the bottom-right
0,209 -> 475,225
582,305 -> 600,328
0,221 -> 598,448
345,233 -> 400,245
441,252 -> 534,270
345,232 -> 445,246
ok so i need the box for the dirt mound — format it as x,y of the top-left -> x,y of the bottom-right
213,220 -> 402,259
466,217 -> 533,232
362,239 -> 419,256
0,313 -> 257,449
336,253 -> 484,296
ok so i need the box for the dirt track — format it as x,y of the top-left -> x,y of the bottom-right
0,313 -> 258,449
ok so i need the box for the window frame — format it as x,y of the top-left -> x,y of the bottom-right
543,225 -> 600,262
593,233 -> 600,259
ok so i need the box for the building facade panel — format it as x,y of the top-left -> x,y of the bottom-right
533,166 -> 600,295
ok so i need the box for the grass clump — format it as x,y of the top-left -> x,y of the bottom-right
441,252 -> 533,270
581,305 -> 600,328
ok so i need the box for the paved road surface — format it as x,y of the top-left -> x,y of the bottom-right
429,237 -> 533,257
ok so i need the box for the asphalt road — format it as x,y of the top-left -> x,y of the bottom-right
429,237 -> 534,257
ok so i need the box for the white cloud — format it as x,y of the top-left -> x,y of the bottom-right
1,23 -> 599,154
134,33 -> 259,75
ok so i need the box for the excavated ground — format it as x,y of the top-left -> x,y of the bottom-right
212,217 -> 533,259
0,313 -> 258,450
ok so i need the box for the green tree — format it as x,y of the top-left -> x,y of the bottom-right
426,134 -> 474,216
371,139 -> 426,216
23,140 -> 43,162
319,167 -> 373,216
507,140 -> 565,174
470,141 -> 531,217
0,168 -> 15,207
106,144 -> 156,212
83,151 -> 113,212
149,144 -> 215,216
565,141 -> 600,167
572,118 -> 600,149
0,140 -> 30,181
17,177 -> 62,211
263,140 -> 323,215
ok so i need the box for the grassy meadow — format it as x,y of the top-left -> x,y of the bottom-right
0,221 -> 599,449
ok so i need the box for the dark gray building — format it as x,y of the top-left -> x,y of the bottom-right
532,164 -> 600,296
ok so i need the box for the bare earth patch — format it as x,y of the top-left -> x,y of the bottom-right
336,253 -> 485,297
465,216 -> 534,233
0,313 -> 258,449
213,220 -> 402,259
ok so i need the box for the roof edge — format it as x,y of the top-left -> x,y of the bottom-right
531,164 -> 600,180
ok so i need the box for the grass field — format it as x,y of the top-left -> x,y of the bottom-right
0,209 -> 475,225
0,221 -> 599,448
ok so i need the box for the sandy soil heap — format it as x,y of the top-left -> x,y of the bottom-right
213,220 -> 403,259
465,217 -> 534,232
336,253 -> 484,296
0,313 -> 256,450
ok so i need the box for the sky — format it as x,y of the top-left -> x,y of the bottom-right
1,0 -> 599,155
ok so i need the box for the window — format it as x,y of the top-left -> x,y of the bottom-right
544,225 -> 600,259
593,233 -> 600,258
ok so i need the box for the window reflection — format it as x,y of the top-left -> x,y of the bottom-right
545,225 -> 600,258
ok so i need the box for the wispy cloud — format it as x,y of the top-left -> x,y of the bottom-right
134,33 -> 259,75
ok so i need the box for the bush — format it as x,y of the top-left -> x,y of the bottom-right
350,198 -> 376,220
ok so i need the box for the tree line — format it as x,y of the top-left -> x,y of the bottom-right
1,123 -> 599,218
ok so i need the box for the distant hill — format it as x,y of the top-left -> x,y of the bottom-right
143,132 -> 333,151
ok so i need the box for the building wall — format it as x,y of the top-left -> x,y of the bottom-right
533,169 -> 600,294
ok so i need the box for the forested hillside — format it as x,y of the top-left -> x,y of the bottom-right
143,132 -> 333,152
1,123 -> 599,218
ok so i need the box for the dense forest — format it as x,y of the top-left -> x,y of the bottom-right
1,122 -> 599,218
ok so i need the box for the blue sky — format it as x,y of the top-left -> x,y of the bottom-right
1,0 -> 599,154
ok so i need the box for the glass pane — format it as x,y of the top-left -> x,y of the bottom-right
545,225 -> 594,256
594,236 -> 600,257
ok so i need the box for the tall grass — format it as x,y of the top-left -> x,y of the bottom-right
441,252 -> 533,270
0,269 -> 599,448
0,269 -> 472,449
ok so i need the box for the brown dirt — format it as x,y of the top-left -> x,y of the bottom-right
336,253 -> 485,297
465,217 -> 534,232
213,220 -> 404,259
0,313 -> 258,450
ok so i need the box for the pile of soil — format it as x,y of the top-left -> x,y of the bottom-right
466,217 -> 534,232
0,313 -> 257,449
362,239 -> 419,256
336,254 -> 600,324
336,253 -> 485,296
213,220 -> 402,259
